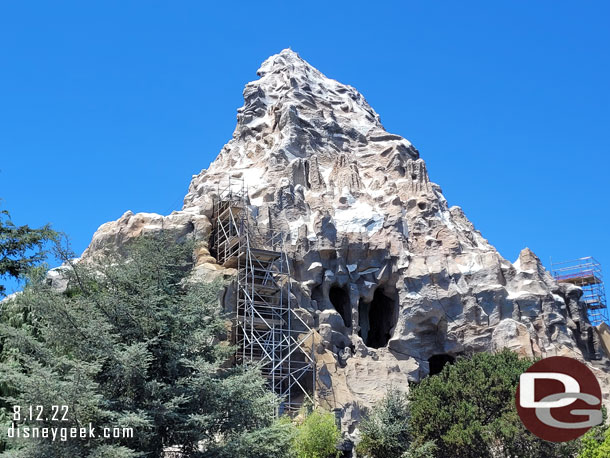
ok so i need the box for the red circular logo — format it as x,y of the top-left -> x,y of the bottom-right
516,356 -> 602,442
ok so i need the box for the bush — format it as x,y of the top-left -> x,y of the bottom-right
293,410 -> 341,458
578,421 -> 610,458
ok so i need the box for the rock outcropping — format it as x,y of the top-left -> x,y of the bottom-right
82,49 -> 609,437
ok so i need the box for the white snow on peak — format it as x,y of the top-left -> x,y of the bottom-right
334,201 -> 384,234
455,257 -> 484,275
288,212 -> 319,244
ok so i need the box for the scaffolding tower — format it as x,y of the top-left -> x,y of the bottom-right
551,257 -> 608,326
212,179 -> 315,413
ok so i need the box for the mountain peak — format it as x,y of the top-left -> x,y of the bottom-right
257,48 -> 316,78
82,50 -> 605,428
194,49 -> 419,199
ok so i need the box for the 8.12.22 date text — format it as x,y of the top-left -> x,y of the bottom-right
12,405 -> 69,422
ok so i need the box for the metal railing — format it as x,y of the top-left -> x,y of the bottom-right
551,257 -> 608,326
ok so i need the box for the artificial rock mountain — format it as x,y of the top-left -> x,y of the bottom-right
80,49 -> 609,436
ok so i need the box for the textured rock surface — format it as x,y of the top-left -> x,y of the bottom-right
81,49 -> 609,437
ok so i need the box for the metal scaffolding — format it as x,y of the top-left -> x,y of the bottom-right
551,257 -> 608,326
212,178 -> 315,413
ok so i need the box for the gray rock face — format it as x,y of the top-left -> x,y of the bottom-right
81,49 -> 609,434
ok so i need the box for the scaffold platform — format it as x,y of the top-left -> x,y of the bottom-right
211,178 -> 315,414
551,257 -> 608,326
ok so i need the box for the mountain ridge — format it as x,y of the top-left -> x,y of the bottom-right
76,49 -> 610,440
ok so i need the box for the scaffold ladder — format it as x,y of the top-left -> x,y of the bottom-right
212,178 -> 315,413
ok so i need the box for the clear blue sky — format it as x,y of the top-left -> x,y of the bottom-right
1,1 -> 608,294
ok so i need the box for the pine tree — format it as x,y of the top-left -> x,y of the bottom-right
358,388 -> 411,458
0,207 -> 56,296
0,235 -> 278,457
407,350 -> 581,458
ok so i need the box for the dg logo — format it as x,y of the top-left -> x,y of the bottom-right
516,356 -> 603,442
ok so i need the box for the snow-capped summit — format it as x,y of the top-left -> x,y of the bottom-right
81,50 -> 609,432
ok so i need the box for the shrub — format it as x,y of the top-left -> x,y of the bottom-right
293,410 -> 341,458
578,421 -> 610,458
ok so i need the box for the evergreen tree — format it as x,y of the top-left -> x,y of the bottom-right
0,235 -> 278,457
0,207 -> 56,296
358,388 -> 411,458
208,417 -> 297,458
407,349 -> 581,458
358,350 -> 589,458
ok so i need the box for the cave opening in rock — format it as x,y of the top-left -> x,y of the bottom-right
329,285 -> 351,328
428,354 -> 455,376
359,288 -> 397,348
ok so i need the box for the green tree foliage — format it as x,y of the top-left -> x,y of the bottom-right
358,350 -> 586,458
358,388 -> 410,458
578,422 -> 610,458
293,410 -> 341,458
211,417 -> 297,458
408,349 -> 581,458
401,440 -> 437,458
0,235 -> 278,457
0,208 -> 56,296
213,408 -> 344,458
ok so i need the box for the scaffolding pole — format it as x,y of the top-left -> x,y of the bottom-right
551,256 -> 608,326
212,179 -> 315,414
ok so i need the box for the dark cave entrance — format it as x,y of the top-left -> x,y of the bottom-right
329,285 -> 351,328
428,354 -> 455,376
358,288 -> 397,348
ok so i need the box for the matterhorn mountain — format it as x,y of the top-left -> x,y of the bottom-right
82,49 -> 609,434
